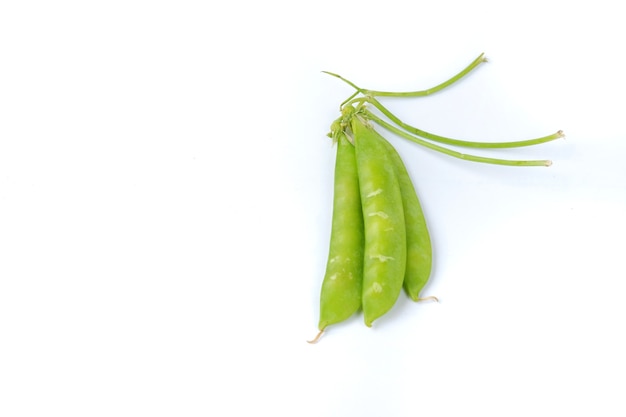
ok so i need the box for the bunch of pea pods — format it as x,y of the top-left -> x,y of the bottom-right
309,53 -> 563,343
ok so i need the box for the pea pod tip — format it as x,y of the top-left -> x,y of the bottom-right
307,329 -> 324,344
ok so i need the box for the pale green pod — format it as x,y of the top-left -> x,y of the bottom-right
351,114 -> 406,327
376,134 -> 432,300
317,130 -> 364,331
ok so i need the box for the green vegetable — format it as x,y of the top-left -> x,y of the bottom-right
310,53 -> 563,342
374,124 -> 432,302
316,124 -> 364,333
351,113 -> 407,327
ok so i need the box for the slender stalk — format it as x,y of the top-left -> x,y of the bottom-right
363,53 -> 487,97
357,96 -> 564,149
322,71 -> 367,109
362,110 -> 552,167
322,71 -> 364,92
323,53 -> 486,100
340,91 -> 360,109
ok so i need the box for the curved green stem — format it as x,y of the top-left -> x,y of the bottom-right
323,53 -> 486,101
322,71 -> 364,92
362,111 -> 552,167
322,71 -> 366,109
362,53 -> 487,97
324,53 -> 486,107
357,96 -> 564,149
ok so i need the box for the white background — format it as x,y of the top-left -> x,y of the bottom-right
2,1 -> 625,416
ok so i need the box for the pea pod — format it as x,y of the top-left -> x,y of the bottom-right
375,133 -> 432,301
311,53 -> 562,341
315,128 -> 364,334
351,114 -> 407,327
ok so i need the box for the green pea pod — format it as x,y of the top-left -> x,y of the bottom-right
376,134 -> 432,301
317,131 -> 365,332
352,115 -> 407,327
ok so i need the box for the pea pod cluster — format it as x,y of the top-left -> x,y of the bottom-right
310,53 -> 563,343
